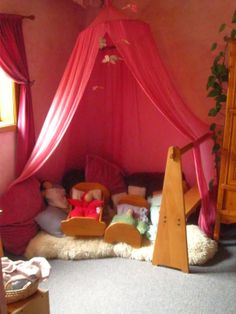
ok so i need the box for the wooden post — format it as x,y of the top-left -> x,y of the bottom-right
152,146 -> 189,273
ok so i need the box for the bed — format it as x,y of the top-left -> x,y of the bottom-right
61,182 -> 110,237
104,195 -> 150,248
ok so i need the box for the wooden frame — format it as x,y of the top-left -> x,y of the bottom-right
151,136 -> 208,273
104,195 -> 150,248
213,39 -> 236,241
61,182 -> 110,237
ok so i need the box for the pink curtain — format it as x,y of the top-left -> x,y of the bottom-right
106,20 -> 215,235
0,14 -> 35,175
11,5 -> 216,235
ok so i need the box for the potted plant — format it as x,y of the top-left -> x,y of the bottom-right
207,10 -> 236,188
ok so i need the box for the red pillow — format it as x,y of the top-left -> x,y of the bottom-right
0,177 -> 43,254
85,155 -> 127,195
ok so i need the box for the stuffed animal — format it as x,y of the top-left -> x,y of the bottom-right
111,208 -> 149,235
40,180 -> 69,213
68,191 -> 104,220
146,191 -> 162,241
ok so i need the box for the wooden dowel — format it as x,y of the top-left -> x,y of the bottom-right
180,132 -> 211,156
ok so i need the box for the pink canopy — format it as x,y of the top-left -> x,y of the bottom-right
11,3 -> 216,235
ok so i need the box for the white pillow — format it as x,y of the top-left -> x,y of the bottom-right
128,186 -> 146,198
112,192 -> 128,208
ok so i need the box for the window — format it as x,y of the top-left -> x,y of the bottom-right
0,67 -> 17,132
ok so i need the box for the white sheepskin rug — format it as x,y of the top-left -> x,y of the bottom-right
25,225 -> 218,265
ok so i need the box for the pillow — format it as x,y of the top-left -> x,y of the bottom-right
85,155 -> 127,195
44,187 -> 69,209
128,185 -> 146,198
124,172 -> 165,197
0,176 -> 44,255
61,168 -> 85,194
111,192 -> 128,208
35,206 -> 67,237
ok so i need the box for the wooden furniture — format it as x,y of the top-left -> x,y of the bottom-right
104,195 -> 150,248
61,182 -> 110,237
0,209 -> 7,314
214,40 -> 236,240
0,210 -> 3,258
152,143 -> 203,273
7,288 -> 49,314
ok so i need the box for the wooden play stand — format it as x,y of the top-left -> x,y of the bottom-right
214,39 -> 236,240
61,182 -> 110,237
152,136 -> 208,273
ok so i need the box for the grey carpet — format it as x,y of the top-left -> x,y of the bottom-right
39,230 -> 236,314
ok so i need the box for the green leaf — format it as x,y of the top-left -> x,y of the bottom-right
215,102 -> 222,112
213,82 -> 222,91
208,108 -> 218,116
212,143 -> 221,153
219,23 -> 226,32
210,123 -> 216,131
231,29 -> 236,38
221,72 -> 229,82
216,94 -> 227,102
215,155 -> 221,163
232,10 -> 236,23
211,42 -> 217,51
213,55 -> 221,63
207,75 -> 216,89
217,129 -> 223,135
212,63 -> 228,76
208,179 -> 214,191
207,89 -> 219,97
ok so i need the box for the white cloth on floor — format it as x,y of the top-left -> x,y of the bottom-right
1,256 -> 51,286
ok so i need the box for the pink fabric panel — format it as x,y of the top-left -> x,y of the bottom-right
11,24 -> 105,187
105,20 -> 215,235
107,20 -> 207,138
0,14 -> 35,175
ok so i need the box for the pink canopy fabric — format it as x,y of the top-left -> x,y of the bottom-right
11,3 -> 216,235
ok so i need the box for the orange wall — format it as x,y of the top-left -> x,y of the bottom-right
0,0 -> 236,194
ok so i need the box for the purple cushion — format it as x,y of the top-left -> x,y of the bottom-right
35,206 -> 67,237
85,155 -> 127,194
